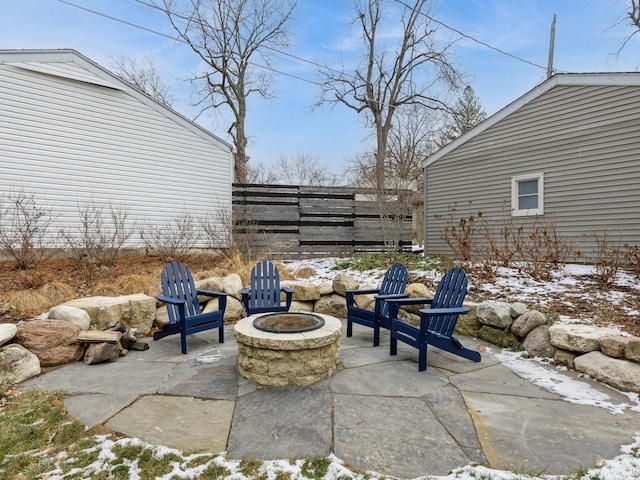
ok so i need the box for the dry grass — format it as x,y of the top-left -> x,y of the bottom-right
38,282 -> 76,304
87,284 -> 120,297
5,289 -> 52,315
113,273 -> 159,295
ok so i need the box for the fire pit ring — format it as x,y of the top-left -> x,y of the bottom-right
233,312 -> 342,387
252,312 -> 325,333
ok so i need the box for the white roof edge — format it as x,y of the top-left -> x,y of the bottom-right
423,72 -> 640,169
0,48 -> 234,153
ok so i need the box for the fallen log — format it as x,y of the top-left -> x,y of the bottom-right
77,331 -> 122,344
84,342 -> 120,364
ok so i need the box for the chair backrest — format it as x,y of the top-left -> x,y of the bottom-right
161,262 -> 202,323
427,267 -> 468,337
379,263 -> 409,317
246,260 -> 284,312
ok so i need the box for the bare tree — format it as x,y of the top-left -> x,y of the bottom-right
245,161 -> 279,184
155,0 -> 297,183
317,0 -> 460,190
273,151 -> 337,186
110,53 -> 175,107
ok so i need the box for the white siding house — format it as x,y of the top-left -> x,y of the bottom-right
0,49 -> 234,251
423,72 -> 640,261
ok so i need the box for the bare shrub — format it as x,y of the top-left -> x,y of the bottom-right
436,203 -> 478,261
60,201 -> 134,267
516,216 -> 570,281
371,187 -> 413,260
0,189 -> 55,269
140,213 -> 198,262
624,243 -> 640,278
592,230 -> 623,286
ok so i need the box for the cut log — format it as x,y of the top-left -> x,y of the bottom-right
77,331 -> 122,344
84,342 -> 120,364
129,341 -> 150,351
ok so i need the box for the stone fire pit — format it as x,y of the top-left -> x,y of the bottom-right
233,312 -> 342,387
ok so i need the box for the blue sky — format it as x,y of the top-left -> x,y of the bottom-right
2,0 -> 638,175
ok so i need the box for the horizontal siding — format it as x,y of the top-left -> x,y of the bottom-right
0,61 -> 233,248
426,84 -> 640,259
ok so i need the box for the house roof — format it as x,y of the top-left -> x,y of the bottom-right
0,48 -> 234,153
424,72 -> 640,169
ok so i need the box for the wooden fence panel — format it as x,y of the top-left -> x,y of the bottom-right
232,183 -> 412,258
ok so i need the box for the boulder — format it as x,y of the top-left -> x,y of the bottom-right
0,323 -> 17,347
477,301 -> 513,329
281,281 -> 320,301
314,293 -> 348,318
317,282 -> 334,296
353,293 -> 375,310
510,302 -> 528,318
522,325 -> 555,358
222,273 -> 243,300
574,351 -> 640,392
62,294 -> 156,334
293,266 -> 316,278
202,296 -> 245,322
599,335 -> 630,359
478,325 -> 520,349
195,276 -> 224,295
48,305 -> 91,331
625,337 -> 640,363
553,349 -> 577,368
289,300 -> 315,313
332,274 -> 359,297
548,324 -> 619,353
511,310 -> 546,338
14,319 -> 84,367
0,344 -> 41,390
454,301 -> 480,337
402,283 -> 433,314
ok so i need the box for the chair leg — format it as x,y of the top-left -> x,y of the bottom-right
346,320 -> 353,337
418,344 -> 427,371
390,335 -> 397,356
373,324 -> 380,347
219,325 -> 224,343
180,331 -> 187,354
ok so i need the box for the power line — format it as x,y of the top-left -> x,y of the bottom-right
57,0 -> 325,87
392,0 -> 549,72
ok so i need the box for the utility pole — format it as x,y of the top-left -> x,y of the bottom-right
547,14 -> 557,79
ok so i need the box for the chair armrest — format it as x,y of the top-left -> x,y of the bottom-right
282,287 -> 294,293
196,289 -> 228,298
374,293 -> 410,301
240,287 -> 250,295
419,306 -> 470,316
156,295 -> 186,305
385,297 -> 434,306
345,288 -> 380,296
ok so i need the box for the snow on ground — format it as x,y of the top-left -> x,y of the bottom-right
40,258 -> 640,479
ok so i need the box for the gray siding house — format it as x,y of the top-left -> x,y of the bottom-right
423,72 -> 640,260
0,49 -> 234,250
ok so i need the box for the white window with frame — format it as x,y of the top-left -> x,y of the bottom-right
511,173 -> 544,216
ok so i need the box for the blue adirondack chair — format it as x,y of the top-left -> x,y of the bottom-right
241,260 -> 294,316
345,262 -> 409,347
387,266 -> 481,371
154,261 -> 227,354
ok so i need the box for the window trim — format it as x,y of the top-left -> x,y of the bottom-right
511,173 -> 544,217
